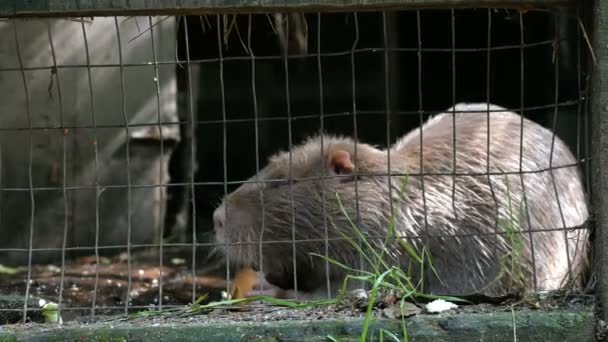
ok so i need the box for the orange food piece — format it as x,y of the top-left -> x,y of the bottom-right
230,267 -> 258,299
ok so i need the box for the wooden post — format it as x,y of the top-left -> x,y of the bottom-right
0,0 -> 575,17
590,0 -> 608,321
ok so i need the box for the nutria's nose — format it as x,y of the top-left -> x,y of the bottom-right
213,207 -> 225,231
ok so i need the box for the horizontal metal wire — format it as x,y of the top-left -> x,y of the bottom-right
0,8 -> 592,322
0,38 -> 562,73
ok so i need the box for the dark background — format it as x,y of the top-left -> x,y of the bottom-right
168,9 -> 588,248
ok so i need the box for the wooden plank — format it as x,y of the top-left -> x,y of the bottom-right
0,308 -> 596,342
0,0 -> 575,18
590,0 -> 608,322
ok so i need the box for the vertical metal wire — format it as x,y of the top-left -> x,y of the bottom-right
450,10 -> 457,220
317,13 -> 331,298
13,21 -> 36,324
575,11 -> 583,170
0,7 -> 591,321
575,13 -> 583,164
350,12 -> 363,284
581,5 -> 592,292
0,145 -> 2,228
46,20 -> 69,322
382,12 -> 394,273
148,16 -> 166,310
484,9 -> 507,291
574,8 -> 588,288
581,10 -> 591,206
450,9 -> 466,292
416,11 -> 430,265
577,6 -> 590,210
517,12 -> 538,291
80,18 -> 102,320
216,15 -> 231,295
114,17 -> 134,316
247,14 -> 267,295
182,16 -> 199,304
547,14 -> 573,281
282,13 -> 299,299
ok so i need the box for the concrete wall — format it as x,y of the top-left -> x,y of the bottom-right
0,17 -> 178,265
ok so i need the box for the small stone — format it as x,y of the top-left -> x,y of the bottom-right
347,289 -> 369,310
351,289 -> 368,301
171,258 -> 186,266
382,294 -> 398,307
383,301 -> 421,319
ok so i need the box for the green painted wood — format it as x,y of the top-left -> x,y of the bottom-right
0,308 -> 596,342
590,0 -> 608,322
0,0 -> 575,17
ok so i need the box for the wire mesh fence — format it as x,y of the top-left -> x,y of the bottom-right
0,4 -> 593,326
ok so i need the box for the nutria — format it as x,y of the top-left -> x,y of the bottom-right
213,103 -> 589,299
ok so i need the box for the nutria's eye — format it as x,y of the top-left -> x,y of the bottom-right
266,179 -> 283,189
338,175 -> 355,183
266,178 -> 300,189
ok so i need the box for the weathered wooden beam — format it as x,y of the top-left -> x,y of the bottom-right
0,308 -> 596,341
0,0 -> 575,18
590,0 -> 608,322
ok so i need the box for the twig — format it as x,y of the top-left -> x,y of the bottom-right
577,17 -> 597,65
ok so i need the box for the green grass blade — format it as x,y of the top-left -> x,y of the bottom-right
380,329 -> 402,342
361,269 -> 394,342
335,193 -> 391,272
310,252 -> 375,276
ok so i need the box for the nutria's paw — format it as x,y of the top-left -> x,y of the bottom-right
245,287 -> 287,298
246,278 -> 292,299
229,267 -> 259,299
230,268 -> 288,299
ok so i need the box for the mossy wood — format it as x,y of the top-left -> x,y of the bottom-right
0,0 -> 575,18
591,0 -> 608,321
0,309 -> 595,341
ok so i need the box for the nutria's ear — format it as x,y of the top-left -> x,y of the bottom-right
329,150 -> 354,175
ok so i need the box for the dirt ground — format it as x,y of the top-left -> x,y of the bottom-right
0,249 -> 233,324
0,249 -> 596,327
